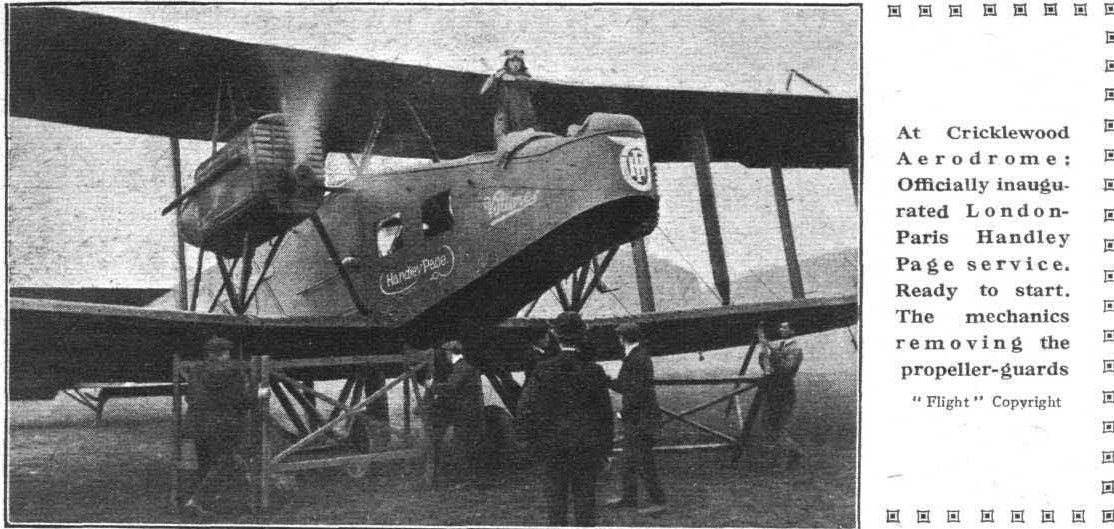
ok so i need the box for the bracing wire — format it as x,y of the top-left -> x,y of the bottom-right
655,226 -> 722,304
607,288 -> 634,317
744,264 -> 784,300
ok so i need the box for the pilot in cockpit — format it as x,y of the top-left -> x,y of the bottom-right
480,49 -> 538,146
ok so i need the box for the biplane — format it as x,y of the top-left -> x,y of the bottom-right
7,5 -> 859,423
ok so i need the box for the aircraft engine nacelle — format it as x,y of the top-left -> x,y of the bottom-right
176,113 -> 326,258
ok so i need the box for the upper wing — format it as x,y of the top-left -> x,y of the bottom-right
9,7 -> 856,167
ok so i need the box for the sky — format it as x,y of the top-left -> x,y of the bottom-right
8,5 -> 860,291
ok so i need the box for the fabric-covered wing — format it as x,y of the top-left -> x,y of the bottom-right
9,7 -> 856,167
533,85 -> 857,168
8,297 -> 398,399
9,295 -> 855,399
484,295 -> 858,366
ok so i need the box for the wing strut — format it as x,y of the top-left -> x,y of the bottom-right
574,247 -> 619,312
208,256 -> 240,313
215,256 -> 245,314
770,166 -> 805,299
553,281 -> 572,311
194,234 -> 288,315
358,110 -> 387,172
243,233 -> 288,309
170,137 -> 189,310
238,232 -> 257,310
689,120 -> 730,305
847,131 -> 860,208
310,213 -> 369,316
210,77 -> 223,154
546,248 -> 621,313
630,238 -> 656,312
189,250 -> 205,312
402,99 -> 441,163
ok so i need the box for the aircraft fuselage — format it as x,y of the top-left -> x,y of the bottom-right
207,113 -> 659,347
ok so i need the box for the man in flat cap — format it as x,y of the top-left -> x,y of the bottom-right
606,322 -> 666,515
480,48 -> 538,146
184,335 -> 251,515
516,312 -> 614,526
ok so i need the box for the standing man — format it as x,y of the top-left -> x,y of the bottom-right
422,344 -> 454,485
183,335 -> 251,515
480,49 -> 538,145
517,312 -> 614,526
441,340 -> 485,480
756,321 -> 805,469
523,327 -> 558,384
606,322 -> 667,515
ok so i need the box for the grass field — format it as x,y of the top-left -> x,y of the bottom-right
7,333 -> 857,527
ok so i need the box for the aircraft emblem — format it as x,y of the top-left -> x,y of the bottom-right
610,136 -> 652,192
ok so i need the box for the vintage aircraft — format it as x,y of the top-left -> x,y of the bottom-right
8,6 -> 859,415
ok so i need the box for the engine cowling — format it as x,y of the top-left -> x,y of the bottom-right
176,113 -> 326,258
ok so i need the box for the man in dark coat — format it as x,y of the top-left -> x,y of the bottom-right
184,335 -> 251,515
425,340 -> 485,483
443,340 -> 485,477
516,312 -> 614,526
606,322 -> 666,515
524,327 -> 559,384
422,345 -> 453,485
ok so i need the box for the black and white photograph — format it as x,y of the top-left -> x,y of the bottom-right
7,4 -> 860,526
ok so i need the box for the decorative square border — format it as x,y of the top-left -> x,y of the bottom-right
883,2 -> 1103,18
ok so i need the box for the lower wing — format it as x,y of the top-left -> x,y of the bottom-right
8,297 -> 389,399
8,295 -> 856,399
486,295 -> 859,364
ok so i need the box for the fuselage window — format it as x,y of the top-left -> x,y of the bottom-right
377,213 -> 404,257
421,191 -> 453,238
